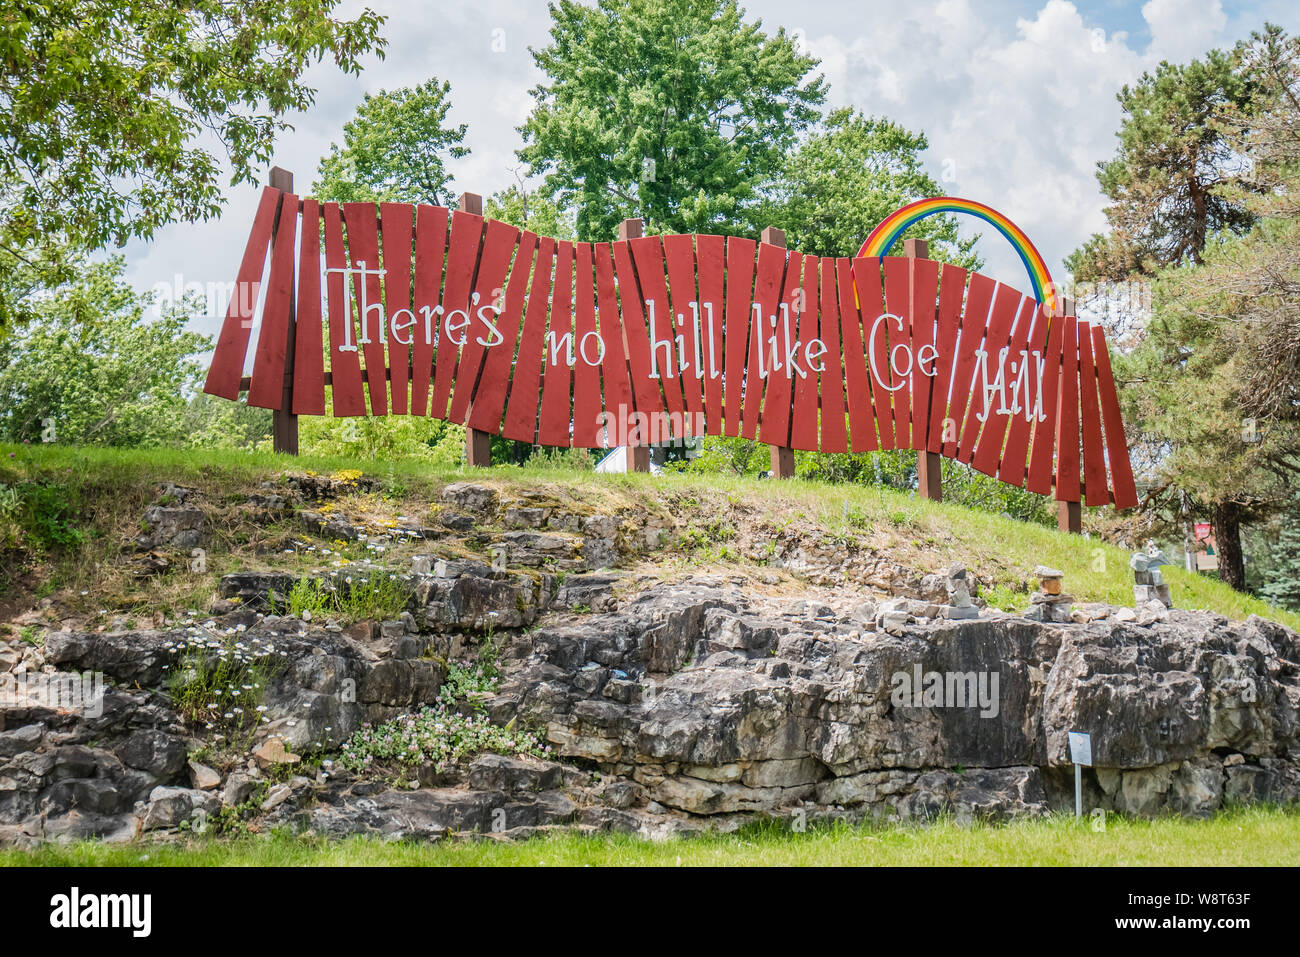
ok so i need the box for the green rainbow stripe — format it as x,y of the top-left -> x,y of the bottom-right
858,197 -> 1056,314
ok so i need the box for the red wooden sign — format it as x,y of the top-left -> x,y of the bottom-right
204,189 -> 1139,509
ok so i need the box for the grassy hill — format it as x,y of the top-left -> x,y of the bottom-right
4,806 -> 1298,866
1,442 -> 1294,632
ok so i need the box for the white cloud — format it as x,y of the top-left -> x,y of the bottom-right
1143,0 -> 1228,63
803,0 -> 1243,288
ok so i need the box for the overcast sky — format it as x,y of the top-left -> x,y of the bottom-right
122,0 -> 1300,337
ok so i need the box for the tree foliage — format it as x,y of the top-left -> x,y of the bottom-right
772,108 -> 980,267
1108,26 -> 1300,591
519,0 -> 826,241
0,256 -> 212,447
314,78 -> 468,205
0,0 -> 386,329
1252,505 -> 1300,612
1067,48 -> 1256,282
294,412 -> 466,464
485,183 -> 575,240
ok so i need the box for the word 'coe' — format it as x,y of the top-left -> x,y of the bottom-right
868,312 -> 1047,424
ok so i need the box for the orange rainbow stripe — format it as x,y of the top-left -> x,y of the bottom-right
858,197 -> 1056,315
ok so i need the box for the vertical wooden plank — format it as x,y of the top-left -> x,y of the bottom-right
788,254 -> 821,450
431,209 -> 485,420
502,237 -> 556,443
616,219 -> 652,470
292,199 -> 326,415
957,282 -> 1020,464
908,257 -> 941,451
247,193 -> 298,409
663,234 -> 704,424
322,202 -> 366,417
457,189 -> 490,468
722,237 -> 757,438
448,218 -> 520,424
852,258 -> 896,450
341,202 -> 388,415
943,272 -> 996,459
925,263 -> 968,453
971,296 -> 1036,477
995,301 -> 1052,487
469,231 -> 538,435
204,186 -> 280,399
1054,314 -> 1082,502
836,259 -> 877,452
881,256 -> 914,449
695,235 -> 726,435
611,239 -> 663,422
630,236 -> 686,422
818,257 -> 848,453
1091,326 -> 1140,508
380,203 -> 414,415
537,241 -> 575,446
1026,308 -> 1066,496
1077,321 -> 1110,506
593,242 -> 636,442
759,251 -> 805,447
744,242 -> 788,441
570,242 -> 603,446
410,204 -> 449,416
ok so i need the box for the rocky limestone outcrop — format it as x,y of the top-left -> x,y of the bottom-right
3,479 -> 1299,845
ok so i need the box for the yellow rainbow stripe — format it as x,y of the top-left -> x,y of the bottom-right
858,197 -> 1056,314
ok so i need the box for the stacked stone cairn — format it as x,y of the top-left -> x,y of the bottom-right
1024,565 -> 1073,623
1130,541 -> 1174,610
941,563 -> 981,620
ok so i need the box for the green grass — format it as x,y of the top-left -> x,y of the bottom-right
271,573 -> 412,625
2,441 -> 1296,631
3,806 -> 1296,866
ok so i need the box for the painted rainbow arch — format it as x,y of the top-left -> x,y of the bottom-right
858,197 -> 1056,315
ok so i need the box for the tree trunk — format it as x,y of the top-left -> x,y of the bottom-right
1211,500 -> 1246,592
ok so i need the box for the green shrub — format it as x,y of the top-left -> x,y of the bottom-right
274,577 -> 334,621
164,627 -> 286,741
14,481 -> 85,550
339,571 -> 411,621
342,634 -> 547,776
437,636 -> 501,711
270,570 -> 412,624
338,708 -> 548,774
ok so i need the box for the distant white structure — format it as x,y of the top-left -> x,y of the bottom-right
594,446 -> 662,475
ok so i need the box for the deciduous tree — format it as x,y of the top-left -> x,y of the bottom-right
0,0 -> 386,330
771,108 -> 980,267
519,0 -> 826,241
314,78 -> 469,206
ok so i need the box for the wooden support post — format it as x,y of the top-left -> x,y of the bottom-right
761,225 -> 795,479
905,237 -> 941,502
466,427 -> 492,468
1058,500 -> 1082,534
619,217 -> 651,473
269,166 -> 299,455
458,191 -> 493,467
